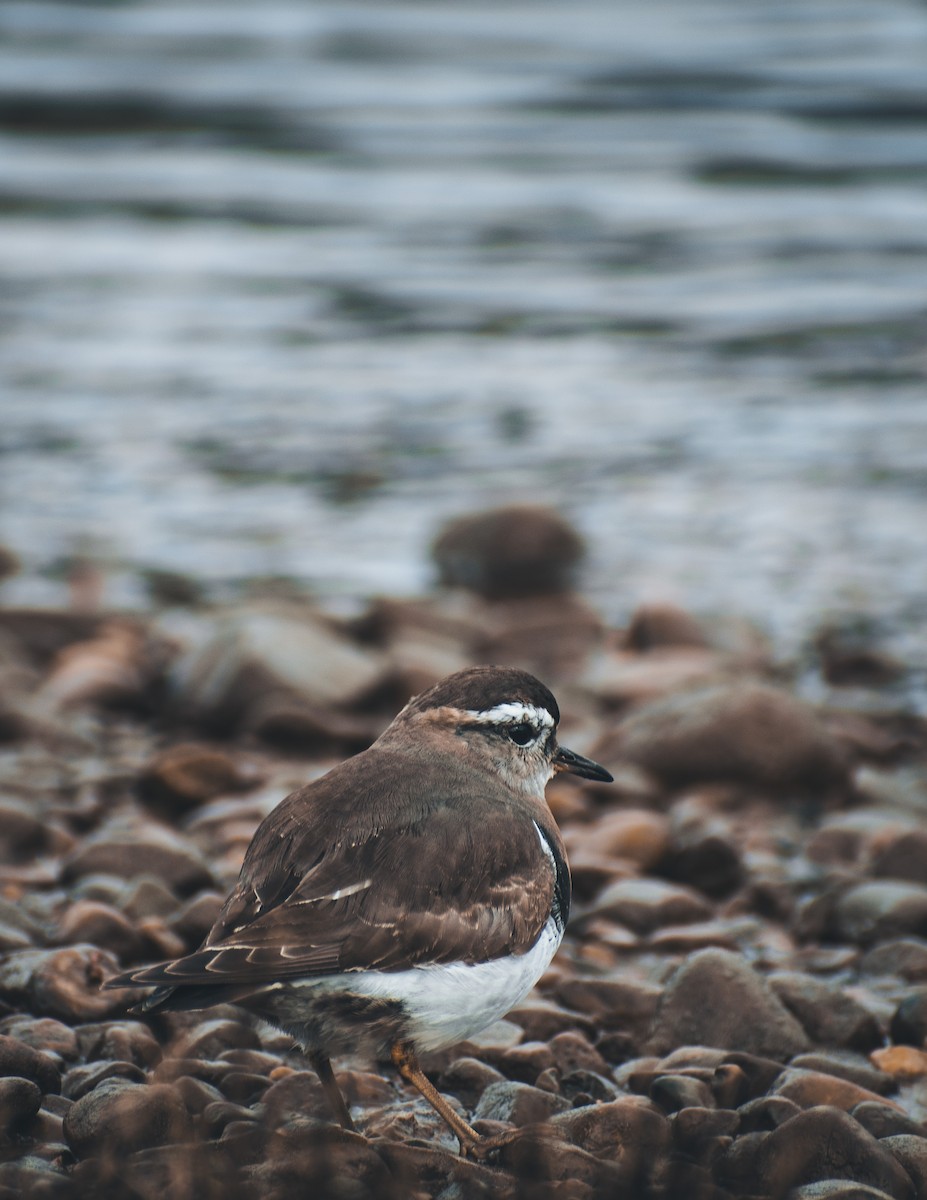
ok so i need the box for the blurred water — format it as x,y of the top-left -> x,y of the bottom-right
1,0 -> 926,652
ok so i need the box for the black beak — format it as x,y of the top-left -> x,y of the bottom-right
553,745 -> 613,783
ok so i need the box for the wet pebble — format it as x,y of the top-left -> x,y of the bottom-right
62,1059 -> 147,1101
63,1078 -> 187,1159
431,505 -> 585,599
0,1077 -> 43,1136
584,876 -> 712,934
608,681 -> 848,791
720,1106 -> 915,1198
472,1080 -> 570,1125
834,883 -> 927,946
648,948 -> 811,1059
889,989 -> 927,1047
774,1069 -> 896,1113
769,971 -> 883,1051
436,1056 -> 506,1107
63,826 -> 214,895
0,1033 -> 61,1095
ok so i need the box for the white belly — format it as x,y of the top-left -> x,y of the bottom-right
306,915 -> 563,1052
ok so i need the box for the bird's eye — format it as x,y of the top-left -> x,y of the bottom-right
507,723 -> 536,746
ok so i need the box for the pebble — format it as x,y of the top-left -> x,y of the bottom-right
75,1021 -> 162,1068
472,1080 -> 570,1125
63,1060 -> 147,1100
0,1076 -> 43,1135
774,1069 -> 895,1113
554,976 -> 662,1039
174,1018 -> 262,1060
430,505 -> 585,599
862,939 -> 927,982
437,1057 -> 506,1107
648,948 -> 811,1059
611,681 -> 848,790
790,1052 -> 893,1095
769,971 -> 883,1051
721,1106 -> 915,1198
584,876 -> 713,934
564,809 -> 670,871
0,1034 -> 61,1094
63,1078 -> 187,1158
138,742 -> 262,816
889,990 -> 927,1047
834,882 -> 927,946
871,830 -> 927,884
63,826 -> 214,895
0,1017 -> 77,1063
551,1095 -> 670,1164
871,1046 -> 927,1079
851,1101 -> 927,1140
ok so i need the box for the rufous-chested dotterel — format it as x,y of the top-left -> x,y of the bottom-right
106,665 -> 613,1156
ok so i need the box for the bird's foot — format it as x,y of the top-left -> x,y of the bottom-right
458,1126 -> 521,1162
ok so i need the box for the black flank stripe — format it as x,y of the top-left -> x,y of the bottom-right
536,824 -> 571,933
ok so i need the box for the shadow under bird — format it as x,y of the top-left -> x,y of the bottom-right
106,665 -> 613,1156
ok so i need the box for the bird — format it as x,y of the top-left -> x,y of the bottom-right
105,665 -> 613,1156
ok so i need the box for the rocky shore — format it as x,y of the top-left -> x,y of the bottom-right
0,508 -> 925,1199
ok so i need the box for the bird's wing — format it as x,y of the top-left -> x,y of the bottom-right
110,748 -> 567,991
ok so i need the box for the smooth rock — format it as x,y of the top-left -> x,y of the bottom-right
790,1053 -> 892,1095
585,877 -> 712,934
774,1069 -> 894,1113
881,1135 -> 927,1195
431,505 -> 585,598
554,976 -> 662,1038
851,1101 -> 927,1140
174,1018 -> 262,1060
862,940 -> 927,982
871,831 -> 927,885
737,1095 -> 802,1132
63,1060 -> 147,1101
788,1183 -> 901,1200
871,1046 -> 927,1078
648,949 -> 811,1059
138,742 -> 262,815
608,681 -> 848,790
64,1079 -> 187,1158
770,972 -> 883,1051
437,1057 -> 506,1107
0,1077 -> 43,1134
0,1017 -> 77,1063
565,809 -> 670,871
0,1034 -> 61,1094
63,826 -> 213,895
834,883 -> 927,946
472,1080 -> 570,1125
75,1021 -> 162,1068
54,899 -> 143,960
551,1095 -> 670,1164
757,1107 -> 914,1198
890,990 -> 927,1046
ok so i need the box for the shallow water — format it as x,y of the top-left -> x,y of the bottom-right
1,0 -> 926,655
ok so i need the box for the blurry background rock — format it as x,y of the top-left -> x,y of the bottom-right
1,0 -> 927,1195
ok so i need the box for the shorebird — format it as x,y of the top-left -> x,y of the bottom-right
106,665 -> 612,1155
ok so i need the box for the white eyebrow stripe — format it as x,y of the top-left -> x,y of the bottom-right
464,702 -> 555,728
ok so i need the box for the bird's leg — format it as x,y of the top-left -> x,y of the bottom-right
309,1049 -> 356,1132
390,1041 -> 485,1157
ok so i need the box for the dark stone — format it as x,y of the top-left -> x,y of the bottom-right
431,505 -> 585,598
0,1033 -> 61,1095
0,1076 -> 43,1135
649,1073 -> 716,1113
0,1017 -> 78,1062
881,1135 -> 927,1195
584,877 -> 712,934
54,900 -> 143,960
834,883 -> 927,946
756,1107 -> 913,1198
770,972 -> 883,1051
647,949 -> 811,1059
63,1078 -> 187,1159
437,1057 -> 506,1107
790,1053 -> 892,1096
1,945 -> 130,1023
259,1072 -> 329,1129
75,1021 -> 162,1069
174,1018 -> 262,1060
872,831 -> 927,885
890,989 -> 927,1047
254,1122 -> 402,1200
851,1101 -> 927,1140
550,1095 -> 670,1163
671,1105 -> 739,1156
472,1080 -> 569,1125
63,829 -> 213,896
863,940 -> 927,982
63,1060 -> 146,1101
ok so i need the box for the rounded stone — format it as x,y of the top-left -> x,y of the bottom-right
64,1079 -> 187,1159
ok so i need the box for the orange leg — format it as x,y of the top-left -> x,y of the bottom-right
390,1041 -> 484,1156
